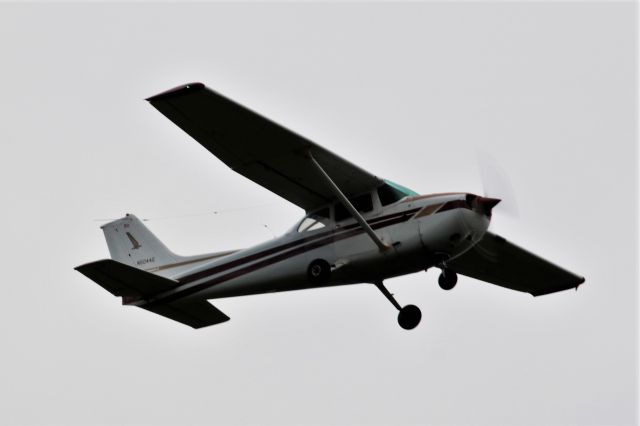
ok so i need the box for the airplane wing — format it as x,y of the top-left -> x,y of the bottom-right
147,83 -> 382,211
447,232 -> 585,296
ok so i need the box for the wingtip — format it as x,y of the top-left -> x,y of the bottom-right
529,275 -> 586,297
74,263 -> 90,272
146,82 -> 205,102
191,315 -> 231,329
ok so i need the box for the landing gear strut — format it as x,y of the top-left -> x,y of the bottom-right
374,281 -> 421,330
438,268 -> 457,291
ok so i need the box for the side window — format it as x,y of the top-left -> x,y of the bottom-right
334,203 -> 349,222
335,193 -> 373,222
297,208 -> 330,233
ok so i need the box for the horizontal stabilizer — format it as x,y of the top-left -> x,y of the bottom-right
448,232 -> 585,296
75,259 -> 230,328
75,259 -> 177,298
144,299 -> 230,329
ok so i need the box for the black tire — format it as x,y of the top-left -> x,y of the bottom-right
397,304 -> 422,330
438,270 -> 457,290
307,258 -> 331,285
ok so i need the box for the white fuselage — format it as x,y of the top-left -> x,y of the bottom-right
132,192 -> 490,309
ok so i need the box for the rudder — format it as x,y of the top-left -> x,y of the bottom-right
101,214 -> 178,269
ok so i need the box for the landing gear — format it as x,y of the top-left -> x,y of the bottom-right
307,258 -> 331,284
397,305 -> 422,330
438,269 -> 457,291
374,281 -> 422,330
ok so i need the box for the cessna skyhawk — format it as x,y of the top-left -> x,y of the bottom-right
75,83 -> 585,330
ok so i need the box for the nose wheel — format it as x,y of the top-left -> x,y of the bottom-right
438,269 -> 458,290
374,281 -> 422,330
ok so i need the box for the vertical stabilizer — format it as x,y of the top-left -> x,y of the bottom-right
101,214 -> 179,269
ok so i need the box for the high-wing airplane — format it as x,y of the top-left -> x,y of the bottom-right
75,82 -> 585,330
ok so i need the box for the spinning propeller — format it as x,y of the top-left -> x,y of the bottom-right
476,150 -> 519,219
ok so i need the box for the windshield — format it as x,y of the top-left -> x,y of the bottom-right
378,180 -> 418,206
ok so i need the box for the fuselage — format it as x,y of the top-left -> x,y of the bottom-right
131,191 -> 492,309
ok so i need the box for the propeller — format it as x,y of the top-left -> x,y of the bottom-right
469,150 -> 519,261
476,150 -> 519,218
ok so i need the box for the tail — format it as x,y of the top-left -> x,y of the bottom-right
75,214 -> 233,328
101,214 -> 178,270
74,257 -> 230,328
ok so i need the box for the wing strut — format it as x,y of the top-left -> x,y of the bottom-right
308,153 -> 390,252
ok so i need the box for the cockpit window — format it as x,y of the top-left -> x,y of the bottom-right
335,193 -> 373,222
297,208 -> 330,233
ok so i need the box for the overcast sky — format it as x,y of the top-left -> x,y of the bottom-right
0,2 -> 636,426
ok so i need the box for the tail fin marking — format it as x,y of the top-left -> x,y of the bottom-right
101,214 -> 178,269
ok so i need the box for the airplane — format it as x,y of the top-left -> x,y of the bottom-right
75,82 -> 585,330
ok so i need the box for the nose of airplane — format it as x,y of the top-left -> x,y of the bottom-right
476,196 -> 501,216
466,194 -> 501,217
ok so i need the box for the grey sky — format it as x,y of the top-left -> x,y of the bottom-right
0,2 -> 636,425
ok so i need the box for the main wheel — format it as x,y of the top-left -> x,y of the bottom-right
307,258 -> 331,285
397,305 -> 422,330
438,269 -> 457,290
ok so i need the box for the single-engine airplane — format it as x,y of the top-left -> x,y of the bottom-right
75,83 -> 585,330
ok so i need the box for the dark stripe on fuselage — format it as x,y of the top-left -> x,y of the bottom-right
141,208 -> 420,307
178,207 -> 421,285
